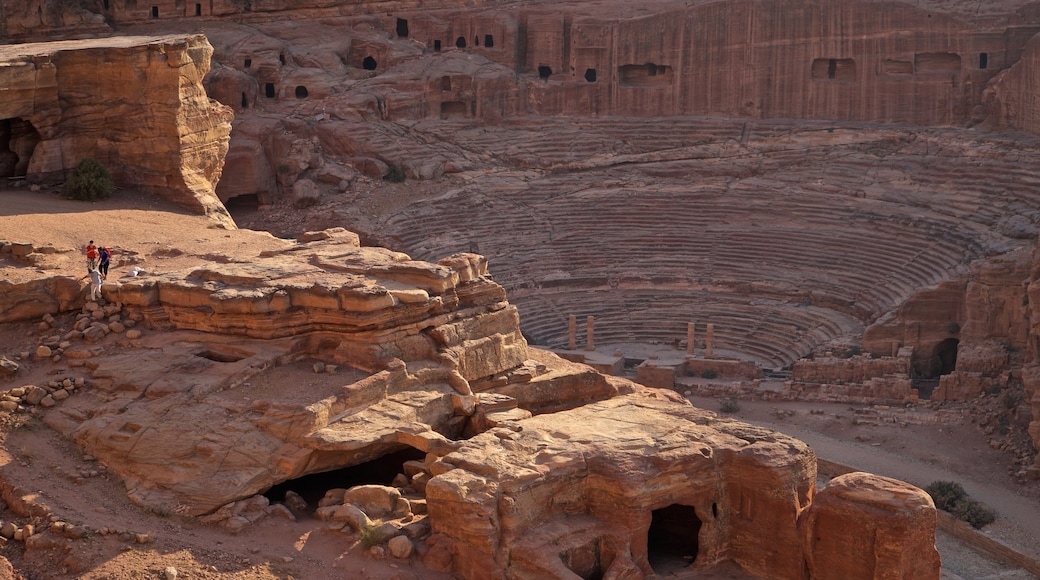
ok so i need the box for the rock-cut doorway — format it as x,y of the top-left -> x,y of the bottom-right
0,119 -> 41,179
647,504 -> 700,574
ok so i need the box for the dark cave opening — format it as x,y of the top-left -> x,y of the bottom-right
362,56 -> 377,70
647,504 -> 700,573
0,118 -> 41,179
262,447 -> 426,511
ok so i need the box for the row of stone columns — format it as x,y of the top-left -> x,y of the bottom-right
566,315 -> 714,357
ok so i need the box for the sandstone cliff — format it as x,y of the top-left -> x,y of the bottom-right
0,35 -> 234,226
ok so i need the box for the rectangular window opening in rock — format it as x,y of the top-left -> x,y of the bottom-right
618,64 -> 673,87
811,58 -> 855,81
979,52 -> 988,69
485,34 -> 494,48
914,52 -> 961,73
396,18 -> 409,38
433,39 -> 441,52
150,5 -> 158,17
882,59 -> 913,75
195,3 -> 201,16
441,76 -> 451,91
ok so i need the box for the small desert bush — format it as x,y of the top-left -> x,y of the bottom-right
719,397 -> 740,414
356,524 -> 382,549
925,480 -> 996,529
999,389 -> 1023,410
924,480 -> 966,511
64,158 -> 112,201
701,369 -> 718,379
950,498 -> 996,529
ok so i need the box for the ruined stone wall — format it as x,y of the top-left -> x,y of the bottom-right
0,35 -> 235,226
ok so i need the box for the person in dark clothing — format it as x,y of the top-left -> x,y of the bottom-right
98,247 -> 111,279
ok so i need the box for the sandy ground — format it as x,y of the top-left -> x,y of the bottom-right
1,184 -> 1039,578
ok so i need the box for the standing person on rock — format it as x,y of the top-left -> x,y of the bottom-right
98,246 -> 111,280
88,267 -> 103,302
85,240 -> 98,273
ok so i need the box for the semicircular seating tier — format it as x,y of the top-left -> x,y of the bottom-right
342,117 -> 1040,368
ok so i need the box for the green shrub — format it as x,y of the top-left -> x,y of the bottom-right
924,480 -> 966,512
64,158 -> 112,201
999,389 -> 1023,410
846,345 -> 861,357
701,369 -> 718,379
356,524 -> 382,548
719,398 -> 740,414
951,498 -> 996,529
384,165 -> 406,183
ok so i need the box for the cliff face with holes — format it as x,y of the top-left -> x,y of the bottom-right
0,34 -> 234,226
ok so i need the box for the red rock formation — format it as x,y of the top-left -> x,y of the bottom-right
803,472 -> 940,580
0,35 -> 234,226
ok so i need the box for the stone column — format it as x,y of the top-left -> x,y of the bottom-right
687,323 -> 696,356
568,315 -> 577,350
706,323 -> 714,358
586,316 -> 595,351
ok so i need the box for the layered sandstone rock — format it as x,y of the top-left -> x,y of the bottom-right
0,35 -> 234,226
426,395 -> 938,578
803,472 -> 940,580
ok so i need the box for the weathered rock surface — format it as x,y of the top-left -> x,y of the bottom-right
804,472 -> 940,580
0,35 -> 234,226
426,394 -> 937,578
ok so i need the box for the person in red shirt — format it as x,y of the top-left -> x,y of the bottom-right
85,241 -> 98,273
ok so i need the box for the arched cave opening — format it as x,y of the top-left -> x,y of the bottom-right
295,85 -> 308,99
240,92 -> 248,108
0,119 -> 41,179
362,56 -> 377,70
103,0 -> 109,9
279,53 -> 286,66
396,18 -> 409,38
456,36 -> 466,48
585,68 -> 597,82
538,65 -> 552,79
647,504 -> 700,573
979,52 -> 989,69
262,447 -> 426,510
484,34 -> 494,48
224,193 -> 259,219
265,83 -> 275,98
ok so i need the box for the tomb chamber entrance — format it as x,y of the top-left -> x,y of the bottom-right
647,504 -> 701,574
262,447 -> 425,510
0,119 -> 41,179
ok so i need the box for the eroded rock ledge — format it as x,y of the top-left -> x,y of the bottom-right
0,34 -> 234,226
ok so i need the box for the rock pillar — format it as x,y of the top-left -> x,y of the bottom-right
706,323 -> 714,358
687,322 -> 695,356
586,316 -> 595,351
568,315 -> 576,350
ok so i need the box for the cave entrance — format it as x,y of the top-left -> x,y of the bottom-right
396,18 -> 409,38
262,447 -> 426,510
647,504 -> 700,574
935,338 -> 958,375
911,338 -> 959,398
362,56 -> 377,70
224,193 -> 259,219
0,119 -> 41,179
